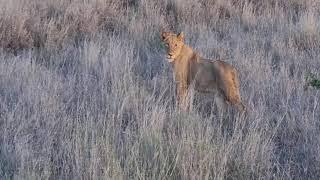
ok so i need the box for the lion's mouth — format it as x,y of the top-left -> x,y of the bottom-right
166,55 -> 174,62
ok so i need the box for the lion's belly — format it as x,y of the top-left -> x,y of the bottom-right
192,67 -> 220,94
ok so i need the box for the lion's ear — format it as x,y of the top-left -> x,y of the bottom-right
161,32 -> 168,40
177,32 -> 184,41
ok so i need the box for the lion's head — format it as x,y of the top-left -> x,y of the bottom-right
161,32 -> 185,62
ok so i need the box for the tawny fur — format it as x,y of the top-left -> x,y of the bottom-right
161,31 -> 246,112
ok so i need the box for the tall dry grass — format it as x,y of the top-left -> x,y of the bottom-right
0,0 -> 320,179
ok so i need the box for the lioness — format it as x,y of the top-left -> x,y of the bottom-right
161,31 -> 246,112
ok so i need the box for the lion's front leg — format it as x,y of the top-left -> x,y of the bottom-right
176,84 -> 190,111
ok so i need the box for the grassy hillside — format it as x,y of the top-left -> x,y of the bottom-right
0,0 -> 320,179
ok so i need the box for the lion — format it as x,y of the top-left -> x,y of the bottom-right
161,31 -> 246,112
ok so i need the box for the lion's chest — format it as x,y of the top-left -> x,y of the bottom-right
173,61 -> 190,84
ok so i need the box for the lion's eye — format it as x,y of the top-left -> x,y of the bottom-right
175,44 -> 178,47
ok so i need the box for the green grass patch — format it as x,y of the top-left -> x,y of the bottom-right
305,73 -> 320,89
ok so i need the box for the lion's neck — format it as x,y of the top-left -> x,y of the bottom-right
173,45 -> 199,85
174,45 -> 198,63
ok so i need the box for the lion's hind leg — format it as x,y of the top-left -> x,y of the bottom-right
235,101 -> 246,113
227,70 -> 246,113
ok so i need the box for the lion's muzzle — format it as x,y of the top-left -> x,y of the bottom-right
166,54 -> 174,62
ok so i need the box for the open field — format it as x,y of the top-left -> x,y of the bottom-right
1,0 -> 320,179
